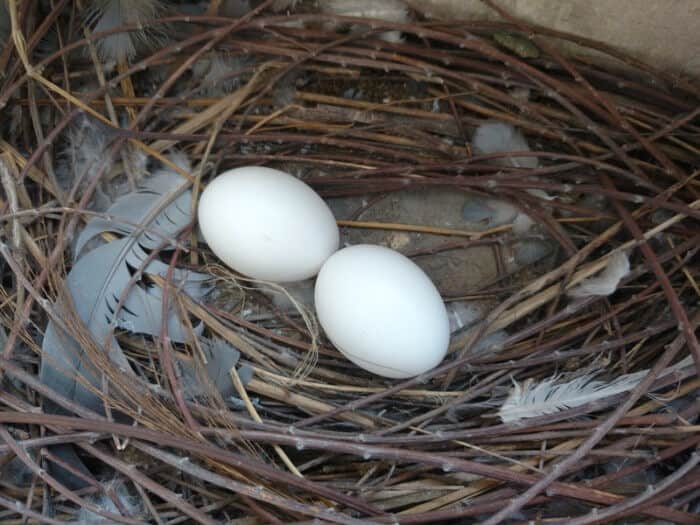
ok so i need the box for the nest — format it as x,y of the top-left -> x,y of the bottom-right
0,2 -> 699,523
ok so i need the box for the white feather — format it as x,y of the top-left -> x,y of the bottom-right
512,212 -> 535,236
498,355 -> 693,423
474,330 -> 509,354
88,0 -> 163,62
447,301 -> 484,332
568,251 -> 630,298
472,121 -> 539,169
526,188 -> 556,201
319,0 -> 408,20
319,0 -> 409,42
460,326 -> 509,354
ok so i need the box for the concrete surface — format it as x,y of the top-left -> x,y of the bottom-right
405,0 -> 699,77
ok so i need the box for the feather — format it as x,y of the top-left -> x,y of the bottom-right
462,196 -> 518,226
498,355 -> 693,423
568,251 -> 630,298
462,196 -> 541,238
69,239 -> 208,341
513,239 -> 552,266
59,116 -> 148,211
78,478 -> 144,524
258,279 -> 315,313
59,117 -> 115,209
511,213 -> 535,236
1,456 -> 34,487
446,301 -> 484,333
41,154 -> 209,413
319,0 -> 409,42
40,154 -> 214,489
45,444 -> 96,490
472,121 -> 539,169
74,162 -> 194,257
192,54 -> 249,96
178,338 -> 253,400
88,0 -> 164,62
472,329 -> 509,354
319,0 -> 409,22
526,188 -> 556,201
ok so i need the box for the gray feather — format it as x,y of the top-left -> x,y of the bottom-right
75,168 -> 194,257
88,0 -> 164,62
40,319 -> 106,412
178,338 -> 252,400
41,157 -> 209,412
69,238 -> 208,342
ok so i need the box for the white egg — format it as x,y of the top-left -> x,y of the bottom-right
315,245 -> 450,378
198,167 -> 339,282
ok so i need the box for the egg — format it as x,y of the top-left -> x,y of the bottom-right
315,245 -> 450,378
198,167 -> 339,282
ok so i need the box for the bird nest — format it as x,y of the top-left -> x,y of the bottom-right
0,2 -> 699,524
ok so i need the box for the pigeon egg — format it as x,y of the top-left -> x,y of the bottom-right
198,167 -> 339,282
314,245 -> 450,378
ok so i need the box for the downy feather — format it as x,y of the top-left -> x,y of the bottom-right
192,54 -> 248,96
498,355 -> 693,423
446,301 -> 484,333
512,212 -> 535,236
513,239 -> 552,266
472,121 -> 539,169
59,116 -> 148,212
568,251 -> 630,298
88,0 -> 164,62
462,196 -> 518,226
78,478 -> 144,524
